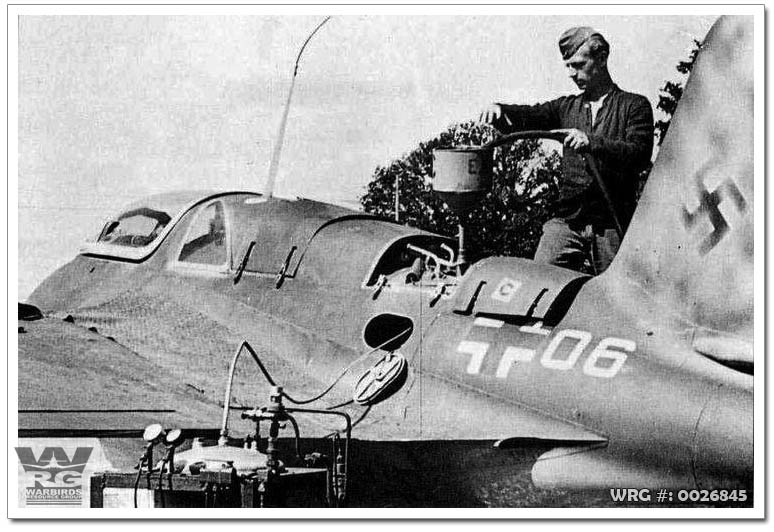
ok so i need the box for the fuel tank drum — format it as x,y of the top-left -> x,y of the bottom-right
432,147 -> 493,215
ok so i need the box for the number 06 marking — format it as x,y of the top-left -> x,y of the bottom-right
582,337 -> 634,378
541,329 -> 592,370
456,329 -> 634,379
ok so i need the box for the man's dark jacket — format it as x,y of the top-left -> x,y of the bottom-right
493,85 -> 654,229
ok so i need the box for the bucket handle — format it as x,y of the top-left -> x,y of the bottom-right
482,129 -> 568,150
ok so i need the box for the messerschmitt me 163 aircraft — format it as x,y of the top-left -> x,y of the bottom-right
18,15 -> 756,508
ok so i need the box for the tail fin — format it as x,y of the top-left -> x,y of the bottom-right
607,16 -> 755,352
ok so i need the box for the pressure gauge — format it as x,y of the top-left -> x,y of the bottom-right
166,428 -> 185,447
142,423 -> 165,443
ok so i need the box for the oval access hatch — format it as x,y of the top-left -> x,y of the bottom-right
363,313 -> 413,351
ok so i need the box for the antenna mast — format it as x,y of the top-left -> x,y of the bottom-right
264,16 -> 332,197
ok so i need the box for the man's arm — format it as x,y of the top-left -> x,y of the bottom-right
481,99 -> 564,134
588,95 -> 654,169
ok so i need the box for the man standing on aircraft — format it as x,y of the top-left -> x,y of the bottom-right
480,27 -> 654,274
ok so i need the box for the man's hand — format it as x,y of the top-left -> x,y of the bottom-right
555,128 -> 590,151
479,104 -> 512,126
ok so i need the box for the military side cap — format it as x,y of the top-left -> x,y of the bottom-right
558,26 -> 606,60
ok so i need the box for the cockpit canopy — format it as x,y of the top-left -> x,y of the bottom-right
82,191 -> 239,261
97,206 -> 172,248
79,190 -> 457,290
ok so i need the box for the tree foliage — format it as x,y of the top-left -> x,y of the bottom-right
654,39 -> 702,146
360,121 -> 561,261
635,39 -> 702,198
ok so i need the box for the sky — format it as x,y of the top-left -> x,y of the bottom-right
16,11 -> 718,299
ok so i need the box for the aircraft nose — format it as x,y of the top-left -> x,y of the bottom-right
693,386 -> 753,489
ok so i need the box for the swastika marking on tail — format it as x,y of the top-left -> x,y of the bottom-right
682,162 -> 746,255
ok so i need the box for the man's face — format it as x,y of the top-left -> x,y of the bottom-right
564,44 -> 606,91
